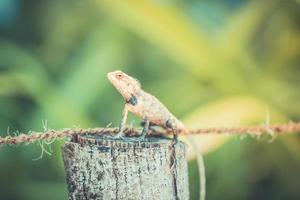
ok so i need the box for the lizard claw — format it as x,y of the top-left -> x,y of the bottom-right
113,131 -> 126,140
113,134 -> 125,140
135,134 -> 147,142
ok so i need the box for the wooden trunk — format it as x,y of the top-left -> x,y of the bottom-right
62,134 -> 189,200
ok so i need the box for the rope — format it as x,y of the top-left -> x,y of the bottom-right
189,122 -> 300,134
0,122 -> 299,146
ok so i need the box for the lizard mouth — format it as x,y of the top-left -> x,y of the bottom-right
106,72 -> 113,80
107,72 -> 117,84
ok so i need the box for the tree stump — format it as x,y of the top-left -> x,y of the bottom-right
62,133 -> 189,200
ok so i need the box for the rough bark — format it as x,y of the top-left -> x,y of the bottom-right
62,134 -> 189,200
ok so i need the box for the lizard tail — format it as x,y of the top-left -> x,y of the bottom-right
187,135 -> 206,200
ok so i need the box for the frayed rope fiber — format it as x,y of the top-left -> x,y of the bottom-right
0,122 -> 300,146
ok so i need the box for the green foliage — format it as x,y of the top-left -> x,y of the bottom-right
0,0 -> 299,199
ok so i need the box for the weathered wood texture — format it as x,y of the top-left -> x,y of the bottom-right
62,134 -> 189,200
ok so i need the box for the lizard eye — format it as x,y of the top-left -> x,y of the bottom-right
116,73 -> 123,79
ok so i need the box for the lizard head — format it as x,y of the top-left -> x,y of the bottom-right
107,70 -> 141,102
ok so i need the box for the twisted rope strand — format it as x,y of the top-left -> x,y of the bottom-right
0,122 -> 299,146
189,122 -> 300,134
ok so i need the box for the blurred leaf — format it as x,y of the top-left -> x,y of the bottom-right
95,0 -> 244,89
0,41 -> 88,126
20,182 -> 67,200
220,1 -> 273,58
38,0 -> 98,68
0,73 -> 24,96
59,28 -> 127,109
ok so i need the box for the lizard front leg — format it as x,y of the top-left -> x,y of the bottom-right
115,104 -> 129,139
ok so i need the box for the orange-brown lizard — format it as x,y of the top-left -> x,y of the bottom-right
107,70 -> 206,200
107,70 -> 187,140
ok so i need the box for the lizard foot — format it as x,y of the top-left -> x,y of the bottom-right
113,134 -> 125,140
113,131 -> 127,140
113,132 -> 137,141
134,135 -> 148,142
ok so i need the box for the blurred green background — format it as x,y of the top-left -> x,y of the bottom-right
0,0 -> 299,199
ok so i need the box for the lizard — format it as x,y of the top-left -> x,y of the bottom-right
107,70 -> 206,200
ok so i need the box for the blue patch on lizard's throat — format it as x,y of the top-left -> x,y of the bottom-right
128,95 -> 138,106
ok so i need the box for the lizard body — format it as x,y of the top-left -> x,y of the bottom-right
107,70 -> 187,139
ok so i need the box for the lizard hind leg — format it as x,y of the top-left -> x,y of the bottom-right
136,119 -> 150,142
166,119 -> 178,143
140,121 -> 157,132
